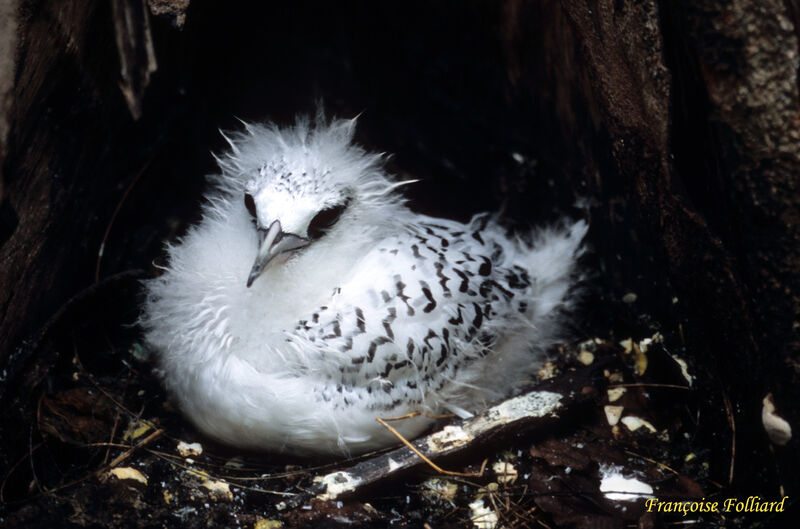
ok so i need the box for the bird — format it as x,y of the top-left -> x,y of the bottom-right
141,113 -> 587,456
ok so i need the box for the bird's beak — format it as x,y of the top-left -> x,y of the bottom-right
247,219 -> 310,287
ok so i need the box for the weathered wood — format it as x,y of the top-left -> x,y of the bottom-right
0,0 -> 163,370
681,0 -> 800,375
111,0 -> 158,119
549,0 -> 799,488
147,0 -> 190,28
0,0 -> 18,198
1,0 -> 103,364
287,366 -> 600,506
312,391 -> 564,502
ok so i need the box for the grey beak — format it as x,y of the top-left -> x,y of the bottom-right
247,220 -> 310,287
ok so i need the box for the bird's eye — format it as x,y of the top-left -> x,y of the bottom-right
307,201 -> 348,239
244,193 -> 257,218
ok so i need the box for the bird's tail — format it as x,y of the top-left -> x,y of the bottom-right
517,218 -> 588,343
527,219 -> 587,305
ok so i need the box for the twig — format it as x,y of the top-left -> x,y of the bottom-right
95,160 -> 151,283
28,427 -> 42,494
608,383 -> 690,390
623,449 -> 679,475
105,407 -> 122,465
106,428 -> 163,468
3,425 -> 163,501
306,388 -> 574,504
721,389 -> 735,485
83,442 -> 131,449
376,416 -> 486,478
382,411 -> 456,421
0,442 -> 43,502
144,449 -> 298,498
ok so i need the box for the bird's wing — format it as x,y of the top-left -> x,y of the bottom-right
283,214 -> 538,413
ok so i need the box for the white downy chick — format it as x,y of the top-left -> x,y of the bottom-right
141,114 -> 587,456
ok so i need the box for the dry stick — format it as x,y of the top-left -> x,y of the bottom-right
24,428 -> 165,498
376,417 -> 485,478
623,449 -> 679,475
536,514 -> 553,529
511,498 -> 542,527
106,428 -> 164,468
71,347 -> 164,444
0,442 -> 44,502
104,408 -> 122,465
144,449 -> 298,498
28,428 -> 42,494
381,411 -> 456,421
71,338 -> 125,466
95,158 -> 151,283
721,389 -> 736,485
84,442 -> 131,450
485,487 -> 503,525
306,389 -> 570,505
608,383 -> 690,390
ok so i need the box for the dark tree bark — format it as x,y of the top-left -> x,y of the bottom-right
0,0 -> 188,401
499,0 -> 799,491
543,0 -> 799,489
679,0 -> 800,379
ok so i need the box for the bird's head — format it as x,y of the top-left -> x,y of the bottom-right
213,114 -> 411,288
242,157 -> 353,287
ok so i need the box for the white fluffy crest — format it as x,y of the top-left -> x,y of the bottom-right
212,114 -> 402,207
141,114 -> 588,456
